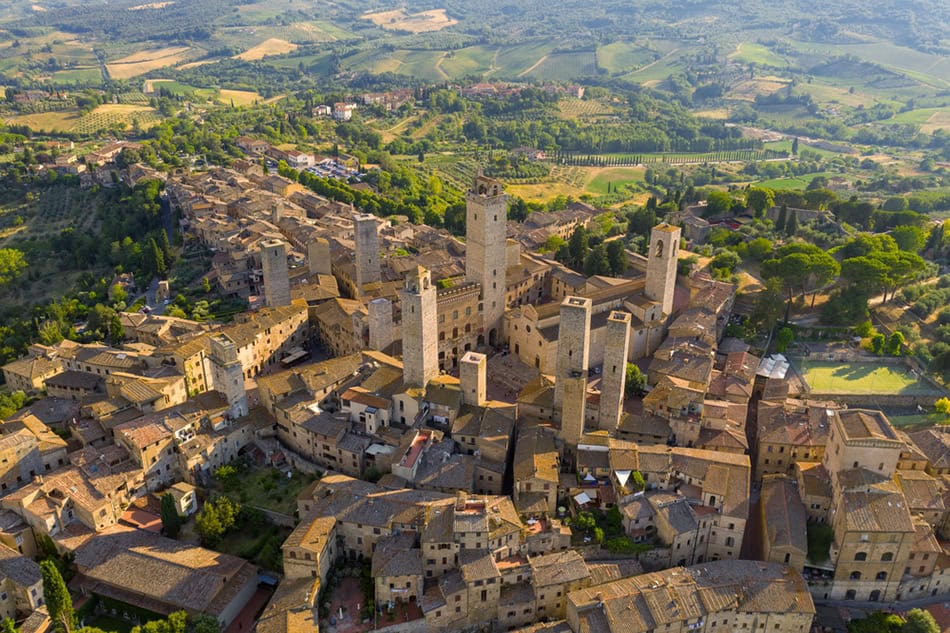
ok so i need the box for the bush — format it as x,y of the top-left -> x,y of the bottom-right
854,321 -> 875,338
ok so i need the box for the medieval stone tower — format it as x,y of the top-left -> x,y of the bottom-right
260,238 -> 291,307
460,351 -> 487,407
599,311 -> 632,431
308,237 -> 331,276
645,223 -> 681,316
209,334 -> 248,419
465,174 -> 508,346
400,266 -> 438,388
555,296 -> 591,446
354,213 -> 381,293
367,297 -> 394,352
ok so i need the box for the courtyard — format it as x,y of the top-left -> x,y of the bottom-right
794,359 -> 939,396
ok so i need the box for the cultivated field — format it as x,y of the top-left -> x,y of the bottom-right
217,89 -> 263,106
362,8 -> 457,33
105,46 -> 192,79
795,360 -> 936,396
235,38 -> 298,61
6,104 -> 161,133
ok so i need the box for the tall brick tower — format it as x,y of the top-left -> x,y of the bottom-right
645,223 -> 681,317
260,238 -> 291,307
209,334 -> 248,419
599,311 -> 632,431
400,266 -> 438,388
555,296 -> 591,446
465,174 -> 508,347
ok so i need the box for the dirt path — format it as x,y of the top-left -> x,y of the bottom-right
518,54 -> 549,77
632,47 -> 680,75
434,52 -> 449,79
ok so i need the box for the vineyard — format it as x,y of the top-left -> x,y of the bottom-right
558,149 -> 789,166
557,98 -> 615,120
70,105 -> 162,134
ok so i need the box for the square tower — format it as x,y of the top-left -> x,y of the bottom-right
645,223 -> 681,316
260,239 -> 291,307
308,237 -> 331,276
209,334 -> 248,419
599,311 -> 632,431
368,297 -> 394,352
400,266 -> 438,388
465,174 -> 508,346
459,351 -> 487,407
354,213 -> 381,292
555,297 -> 591,445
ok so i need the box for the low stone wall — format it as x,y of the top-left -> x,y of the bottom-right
251,506 -> 296,528
807,392 -> 942,409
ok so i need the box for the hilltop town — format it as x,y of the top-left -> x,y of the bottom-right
0,128 -> 948,633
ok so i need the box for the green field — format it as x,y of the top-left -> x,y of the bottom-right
884,412 -> 947,429
597,41 -> 657,74
523,50 -> 597,81
731,42 -> 788,68
50,67 -> 102,84
586,167 -> 646,194
756,172 -> 832,190
795,360 -> 937,395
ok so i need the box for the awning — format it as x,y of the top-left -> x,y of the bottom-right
616,470 -> 632,487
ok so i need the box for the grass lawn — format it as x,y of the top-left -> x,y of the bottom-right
219,466 -> 318,516
796,360 -> 936,395
586,167 -> 646,195
807,522 -> 833,564
884,412 -> 948,429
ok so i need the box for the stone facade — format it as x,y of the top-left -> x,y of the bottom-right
599,311 -> 631,431
555,297 -> 591,446
261,238 -> 291,307
465,175 -> 508,346
401,267 -> 439,388
354,213 -> 381,292
644,223 -> 680,316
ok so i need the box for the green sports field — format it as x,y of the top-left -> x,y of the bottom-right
796,360 -> 938,396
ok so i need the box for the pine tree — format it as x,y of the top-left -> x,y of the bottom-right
791,137 -> 799,156
148,237 -> 166,279
161,493 -> 182,538
41,560 -> 74,633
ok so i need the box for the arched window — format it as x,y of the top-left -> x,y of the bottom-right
854,552 -> 867,562
882,552 -> 894,562
845,590 -> 856,600
850,572 -> 862,580
655,240 -> 664,258
876,572 -> 887,581
869,590 -> 881,602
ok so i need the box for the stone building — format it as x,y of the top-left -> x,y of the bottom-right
261,238 -> 291,308
401,266 -> 439,388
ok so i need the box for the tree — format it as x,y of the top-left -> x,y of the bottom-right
160,493 -> 181,538
775,204 -> 787,233
935,397 -> 950,416
0,248 -> 27,286
746,237 -> 773,261
606,240 -> 627,276
630,470 -> 646,492
41,559 -> 74,633
567,225 -> 589,270
776,327 -> 794,353
750,277 -> 785,330
704,191 -> 732,217
1,618 -> 16,633
791,137 -> 799,155
785,210 -> 798,236
848,611 -> 903,633
201,277 -> 212,293
625,363 -> 646,395
891,226 -> 926,253
584,243 -> 611,276
195,496 -> 239,547
901,609 -> 939,633
885,331 -> 904,356
869,333 -> 886,354
746,187 -> 775,218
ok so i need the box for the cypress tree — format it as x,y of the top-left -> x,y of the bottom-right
775,204 -> 788,232
161,493 -> 182,538
41,560 -> 74,633
786,210 -> 798,237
